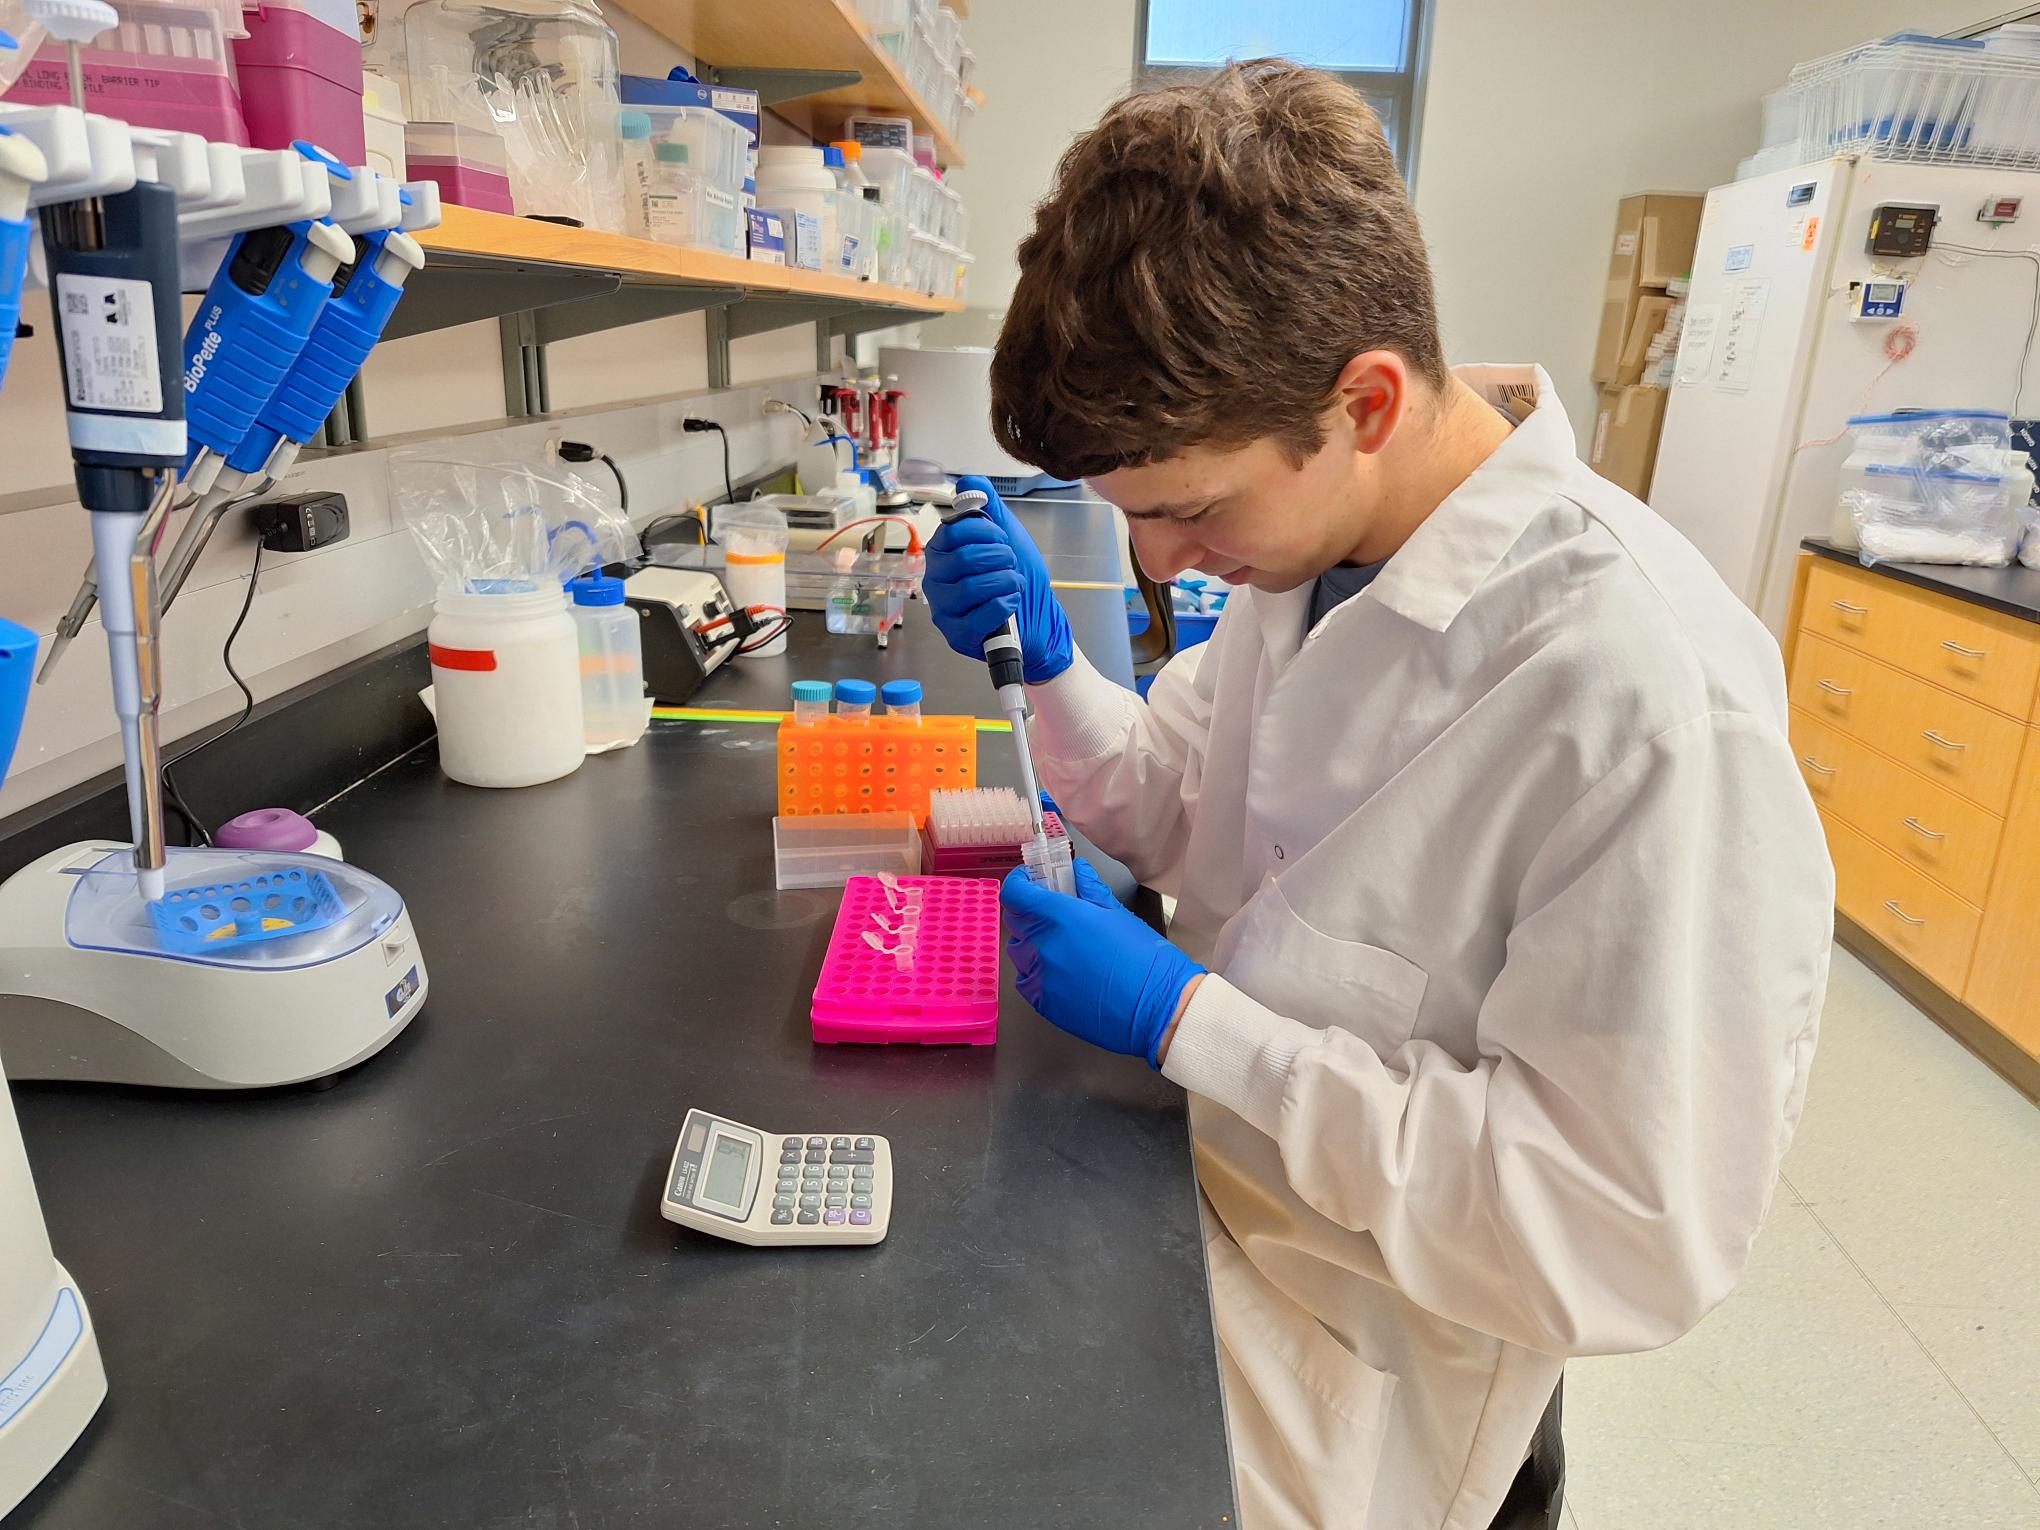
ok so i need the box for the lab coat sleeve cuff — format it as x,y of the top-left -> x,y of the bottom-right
1160,975 -> 1316,1140
1029,648 -> 1140,766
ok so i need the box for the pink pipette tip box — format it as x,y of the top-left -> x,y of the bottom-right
812,875 -> 1001,1046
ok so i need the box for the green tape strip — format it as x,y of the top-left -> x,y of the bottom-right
651,706 -> 1011,733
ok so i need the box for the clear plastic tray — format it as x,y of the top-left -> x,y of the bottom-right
774,812 -> 920,890
64,847 -> 404,971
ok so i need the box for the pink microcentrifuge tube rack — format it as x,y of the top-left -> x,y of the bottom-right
813,875 -> 1001,1046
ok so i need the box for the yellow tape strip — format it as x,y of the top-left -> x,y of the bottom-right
651,706 -> 1011,733
1049,580 -> 1127,591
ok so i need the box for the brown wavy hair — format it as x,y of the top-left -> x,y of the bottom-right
990,58 -> 1446,481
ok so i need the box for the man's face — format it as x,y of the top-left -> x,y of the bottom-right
1090,412 -> 1378,595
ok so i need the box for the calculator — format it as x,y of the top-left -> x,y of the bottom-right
660,1109 -> 893,1247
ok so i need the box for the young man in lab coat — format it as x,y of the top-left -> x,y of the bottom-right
921,59 -> 1834,1530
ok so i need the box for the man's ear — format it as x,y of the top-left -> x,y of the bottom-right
1333,350 -> 1411,457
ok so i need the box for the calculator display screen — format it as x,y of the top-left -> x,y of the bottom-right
701,1133 -> 752,1211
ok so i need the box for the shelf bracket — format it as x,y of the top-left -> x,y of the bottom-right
531,283 -> 750,346
700,65 -> 863,108
386,254 -> 620,342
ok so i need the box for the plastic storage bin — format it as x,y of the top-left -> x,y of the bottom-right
1786,32 -> 2040,168
569,575 -> 646,751
234,0 -> 366,165
773,812 -> 920,890
406,118 -> 515,213
10,0 -> 247,142
428,585 -> 584,788
854,0 -> 910,59
402,0 -> 624,231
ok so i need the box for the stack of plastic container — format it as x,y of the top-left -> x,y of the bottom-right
1836,410 -> 2030,566
406,118 -> 515,213
1784,31 -> 2040,169
234,0 -> 366,164
854,0 -> 910,61
617,95 -> 746,255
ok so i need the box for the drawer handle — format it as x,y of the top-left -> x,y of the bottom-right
1831,599 -> 1870,616
1903,816 -> 1946,841
1941,639 -> 1988,661
1817,679 -> 1853,698
1922,730 -> 1967,752
1883,899 -> 1925,927
1799,755 -> 1837,776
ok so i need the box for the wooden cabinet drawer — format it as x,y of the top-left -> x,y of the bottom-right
1789,634 -> 2027,813
1822,810 -> 1982,995
1803,560 -> 2040,719
1789,709 -> 2003,905
1965,733 -> 2040,1062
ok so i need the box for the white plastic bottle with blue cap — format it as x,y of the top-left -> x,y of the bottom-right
570,574 -> 647,751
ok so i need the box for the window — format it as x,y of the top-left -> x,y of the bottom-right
1135,0 -> 1429,180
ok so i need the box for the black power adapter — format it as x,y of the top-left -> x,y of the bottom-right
252,491 -> 349,553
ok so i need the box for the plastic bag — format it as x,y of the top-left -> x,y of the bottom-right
1840,411 -> 2019,566
392,448 -> 639,595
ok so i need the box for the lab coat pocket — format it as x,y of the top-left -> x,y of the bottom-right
1220,883 -> 1428,1055
1208,1234 -> 1397,1530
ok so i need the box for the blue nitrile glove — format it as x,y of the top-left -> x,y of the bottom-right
1001,857 -> 1206,1068
924,475 -> 1075,683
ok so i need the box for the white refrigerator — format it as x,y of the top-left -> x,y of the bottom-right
1649,157 -> 2040,636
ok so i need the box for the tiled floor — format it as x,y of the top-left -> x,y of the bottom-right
1564,945 -> 2040,1529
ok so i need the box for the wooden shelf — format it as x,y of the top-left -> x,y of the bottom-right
415,205 -> 959,314
612,0 -> 968,167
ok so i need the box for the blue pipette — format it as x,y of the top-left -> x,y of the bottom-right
179,141 -> 354,495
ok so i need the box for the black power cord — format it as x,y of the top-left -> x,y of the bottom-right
682,417 -> 736,536
161,541 -> 263,847
557,439 -> 630,512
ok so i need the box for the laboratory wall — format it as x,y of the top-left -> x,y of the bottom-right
0,12 -> 838,823
1415,0 -> 2001,444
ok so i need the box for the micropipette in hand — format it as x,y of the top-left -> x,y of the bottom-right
935,489 -> 1073,893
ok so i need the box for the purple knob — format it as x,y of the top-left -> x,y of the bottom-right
214,807 -> 318,854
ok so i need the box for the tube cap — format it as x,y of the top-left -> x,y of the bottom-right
790,680 -> 833,704
620,110 -> 651,140
880,680 -> 922,706
821,145 -> 845,168
570,575 -> 626,607
829,140 -> 864,161
833,679 -> 877,705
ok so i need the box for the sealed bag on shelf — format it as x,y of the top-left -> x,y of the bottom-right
1839,410 -> 2023,566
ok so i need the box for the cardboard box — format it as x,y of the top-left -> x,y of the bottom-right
1590,384 -> 1669,499
1616,293 -> 1675,386
1592,193 -> 1704,383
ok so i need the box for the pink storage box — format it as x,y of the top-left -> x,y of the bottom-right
10,0 -> 247,143
234,1 -> 366,166
812,875 -> 1001,1046
406,157 -> 514,215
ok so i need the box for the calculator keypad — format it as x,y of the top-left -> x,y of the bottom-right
665,1118 -> 889,1245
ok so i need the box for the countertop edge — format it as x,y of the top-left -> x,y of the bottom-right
1801,539 -> 2040,625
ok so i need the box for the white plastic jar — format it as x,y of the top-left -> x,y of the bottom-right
717,500 -> 791,658
428,585 -> 585,788
756,144 -> 837,270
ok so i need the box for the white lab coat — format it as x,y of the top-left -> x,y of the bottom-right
1029,367 -> 1833,1530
